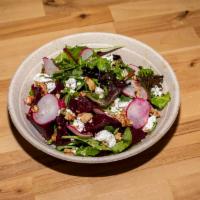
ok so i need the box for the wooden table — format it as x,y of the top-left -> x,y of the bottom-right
0,0 -> 200,199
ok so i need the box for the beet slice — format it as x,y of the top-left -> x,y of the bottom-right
93,108 -> 105,115
84,114 -> 121,133
67,125 -> 92,138
31,84 -> 43,104
58,99 -> 66,109
68,96 -> 99,114
131,127 -> 147,144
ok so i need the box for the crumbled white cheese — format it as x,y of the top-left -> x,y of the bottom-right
142,115 -> 157,132
95,86 -> 104,99
122,69 -> 128,77
103,54 -> 113,61
33,73 -> 56,93
46,82 -> 56,93
33,73 -> 52,82
95,130 -> 116,148
72,118 -> 85,132
65,78 -> 77,90
151,85 -> 163,97
118,100 -> 131,108
110,98 -> 131,113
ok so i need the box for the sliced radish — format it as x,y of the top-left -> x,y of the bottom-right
123,80 -> 139,97
129,64 -> 139,75
123,85 -> 136,97
134,81 -> 148,100
123,80 -> 136,97
123,80 -> 148,99
79,48 -> 93,60
138,86 -> 148,100
43,57 -> 58,76
67,125 -> 92,138
126,98 -> 150,129
33,94 -> 59,125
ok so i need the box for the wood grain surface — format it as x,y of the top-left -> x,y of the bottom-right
0,0 -> 200,199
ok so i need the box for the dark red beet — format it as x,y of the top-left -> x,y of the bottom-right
84,114 -> 121,134
67,125 -> 92,137
51,81 -> 64,94
55,115 -> 69,145
69,96 -> 98,113
93,108 -> 105,115
58,99 -> 66,109
131,127 -> 147,144
56,126 -> 69,145
31,84 -> 43,104
56,115 -> 68,127
26,109 -> 54,140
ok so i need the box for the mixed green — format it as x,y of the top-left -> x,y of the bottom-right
25,45 -> 171,157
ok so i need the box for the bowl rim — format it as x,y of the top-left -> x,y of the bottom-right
8,32 -> 180,163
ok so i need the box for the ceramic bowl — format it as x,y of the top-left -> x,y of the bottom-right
8,32 -> 180,163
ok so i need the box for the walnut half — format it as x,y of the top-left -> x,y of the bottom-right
78,113 -> 93,123
85,77 -> 96,91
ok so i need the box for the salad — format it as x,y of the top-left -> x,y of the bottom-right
25,45 -> 171,157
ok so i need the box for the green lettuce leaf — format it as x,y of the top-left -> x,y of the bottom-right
111,127 -> 132,153
54,52 -> 68,65
67,46 -> 85,60
62,136 -> 110,151
29,88 -> 34,96
104,126 -> 115,133
119,95 -> 132,102
138,67 -> 154,77
56,145 -> 76,151
150,92 -> 171,109
137,67 -> 163,95
113,65 -> 124,80
76,146 -> 100,157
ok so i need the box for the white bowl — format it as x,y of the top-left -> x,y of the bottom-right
8,32 -> 180,163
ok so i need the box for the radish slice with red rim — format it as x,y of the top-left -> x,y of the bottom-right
43,57 -> 59,76
33,94 -> 59,125
122,84 -> 136,97
79,48 -> 93,60
67,125 -> 93,138
126,98 -> 150,129
138,86 -> 148,100
123,80 -> 147,99
134,80 -> 148,100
